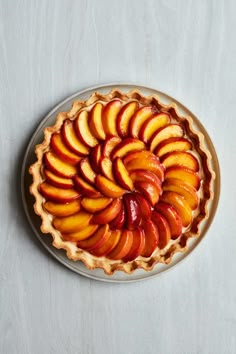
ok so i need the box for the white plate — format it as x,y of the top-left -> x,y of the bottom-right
21,83 -> 220,283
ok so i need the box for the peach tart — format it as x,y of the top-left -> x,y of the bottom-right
29,89 -> 214,275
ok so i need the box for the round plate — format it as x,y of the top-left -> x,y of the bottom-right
21,83 -> 220,283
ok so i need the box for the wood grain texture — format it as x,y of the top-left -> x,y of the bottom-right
0,0 -> 235,353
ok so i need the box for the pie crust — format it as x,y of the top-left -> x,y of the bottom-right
29,89 -> 214,275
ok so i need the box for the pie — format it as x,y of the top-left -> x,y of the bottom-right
29,89 -> 214,275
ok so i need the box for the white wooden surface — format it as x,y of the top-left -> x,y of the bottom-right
0,1 -> 235,353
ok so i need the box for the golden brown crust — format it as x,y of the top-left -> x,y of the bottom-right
29,89 -> 214,275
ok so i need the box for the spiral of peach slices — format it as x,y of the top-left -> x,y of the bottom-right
37,99 -> 202,263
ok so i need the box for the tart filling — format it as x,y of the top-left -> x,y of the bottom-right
29,89 -> 214,275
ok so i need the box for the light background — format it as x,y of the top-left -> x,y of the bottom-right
0,1 -> 235,353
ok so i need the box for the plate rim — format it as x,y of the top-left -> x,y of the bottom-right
21,82 -> 221,283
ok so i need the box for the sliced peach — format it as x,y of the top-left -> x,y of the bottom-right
102,100 -> 122,136
113,157 -> 133,190
95,175 -> 126,198
44,151 -> 77,178
90,102 -> 106,140
81,197 -> 112,213
165,166 -> 200,190
129,169 -> 162,188
100,157 -> 115,181
74,175 -> 101,198
163,178 -> 199,209
139,113 -> 170,142
123,150 -> 155,165
51,133 -> 81,164
111,138 -> 145,159
43,199 -> 81,217
62,224 -> 98,242
154,202 -> 182,239
160,192 -> 192,227
117,101 -> 139,137
141,220 -> 159,257
155,137 -> 192,157
39,182 -> 80,203
44,168 -> 74,189
91,199 -> 122,224
123,193 -> 141,230
102,136 -> 121,158
78,157 -> 96,184
53,211 -> 92,233
107,229 -> 133,260
77,224 -> 110,251
150,124 -> 184,152
109,203 -> 125,230
133,192 -> 152,219
92,230 -> 121,257
130,106 -> 158,138
74,110 -> 98,147
151,211 -> 171,249
134,181 -> 161,206
125,156 -> 164,182
160,151 -> 199,171
123,228 -> 145,262
90,144 -> 102,174
62,119 -> 89,156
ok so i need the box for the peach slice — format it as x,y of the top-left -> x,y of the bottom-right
125,157 -> 164,182
77,224 -> 110,251
134,181 -> 161,206
78,158 -> 96,184
155,137 -> 192,157
163,178 -> 199,209
165,166 -> 200,190
109,203 -> 125,230
43,199 -> 81,217
53,211 -> 92,233
129,106 -> 157,138
44,169 -> 74,189
102,136 -> 121,158
81,197 -> 112,213
129,169 -> 162,188
102,100 -> 122,136
62,224 -> 98,242
123,228 -> 145,262
160,191 -> 192,227
123,150 -> 155,165
51,133 -> 81,164
113,157 -> 133,191
90,144 -> 102,174
141,220 -> 159,257
95,175 -> 126,198
107,229 -> 133,260
151,211 -> 171,249
160,151 -> 199,171
111,138 -> 145,159
40,182 -> 80,203
74,110 -> 98,147
133,192 -> 152,219
91,199 -> 122,224
62,119 -> 89,156
92,230 -> 121,257
139,113 -> 170,143
90,102 -> 106,140
74,175 -> 101,198
117,101 -> 139,137
123,193 -> 141,230
100,157 -> 115,181
154,202 -> 182,239
150,124 -> 184,152
44,151 -> 77,178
